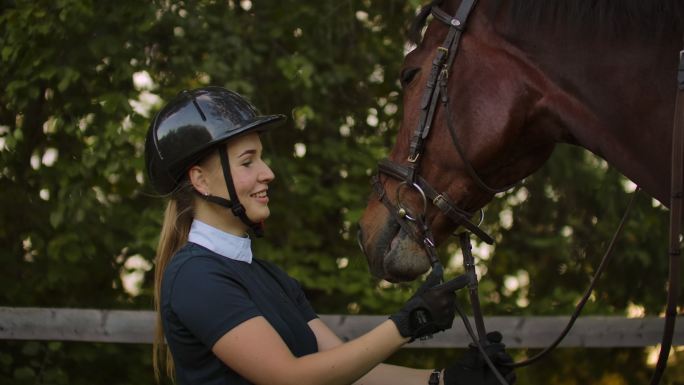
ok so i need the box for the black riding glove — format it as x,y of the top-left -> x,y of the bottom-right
444,331 -> 517,385
389,265 -> 469,341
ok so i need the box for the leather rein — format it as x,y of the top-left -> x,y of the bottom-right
372,1 -> 683,384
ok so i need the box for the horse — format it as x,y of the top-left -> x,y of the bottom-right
358,0 -> 684,283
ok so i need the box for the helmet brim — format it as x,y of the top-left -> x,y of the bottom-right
212,113 -> 286,143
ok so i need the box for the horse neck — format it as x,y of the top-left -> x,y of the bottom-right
497,24 -> 683,205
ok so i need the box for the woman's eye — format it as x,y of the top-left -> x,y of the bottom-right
400,67 -> 420,87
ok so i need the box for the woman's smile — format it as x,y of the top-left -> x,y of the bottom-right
250,189 -> 269,204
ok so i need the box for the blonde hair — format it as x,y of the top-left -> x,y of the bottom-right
153,181 -> 195,382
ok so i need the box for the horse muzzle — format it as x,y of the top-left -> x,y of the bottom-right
357,221 -> 430,282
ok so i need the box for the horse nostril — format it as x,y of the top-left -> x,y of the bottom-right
357,229 -> 366,255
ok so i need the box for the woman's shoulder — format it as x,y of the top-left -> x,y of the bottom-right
164,243 -> 241,282
253,258 -> 287,277
168,242 -> 219,267
162,243 -> 251,299
253,259 -> 300,288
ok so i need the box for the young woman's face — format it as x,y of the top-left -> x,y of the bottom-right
204,132 -> 275,227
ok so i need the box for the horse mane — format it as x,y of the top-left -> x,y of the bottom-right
506,0 -> 684,38
409,0 -> 684,43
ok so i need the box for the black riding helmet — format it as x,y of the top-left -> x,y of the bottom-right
145,86 -> 285,236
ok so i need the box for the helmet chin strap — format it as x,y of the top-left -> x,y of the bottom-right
195,147 -> 264,237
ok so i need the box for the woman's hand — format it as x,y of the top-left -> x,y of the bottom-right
389,265 -> 470,341
443,331 -> 516,385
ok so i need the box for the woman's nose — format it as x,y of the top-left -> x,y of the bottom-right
260,161 -> 275,183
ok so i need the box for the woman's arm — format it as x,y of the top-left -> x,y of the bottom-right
212,268 -> 464,385
308,318 -> 442,385
212,315 -> 409,385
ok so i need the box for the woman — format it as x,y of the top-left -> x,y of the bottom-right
146,86 -> 515,385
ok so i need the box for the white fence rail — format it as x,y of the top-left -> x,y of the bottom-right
1,307 -> 682,348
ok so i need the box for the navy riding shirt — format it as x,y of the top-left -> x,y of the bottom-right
161,220 -> 319,384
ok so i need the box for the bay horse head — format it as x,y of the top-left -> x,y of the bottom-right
358,0 -> 683,282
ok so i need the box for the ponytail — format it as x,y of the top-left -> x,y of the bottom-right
153,182 -> 194,382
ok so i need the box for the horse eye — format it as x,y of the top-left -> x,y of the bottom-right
400,67 -> 420,87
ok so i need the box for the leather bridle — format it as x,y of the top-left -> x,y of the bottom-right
372,1 -> 683,384
372,0 -> 504,250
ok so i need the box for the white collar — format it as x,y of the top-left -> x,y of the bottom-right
188,220 -> 253,263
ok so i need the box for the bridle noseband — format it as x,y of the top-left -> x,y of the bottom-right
372,1 -> 683,385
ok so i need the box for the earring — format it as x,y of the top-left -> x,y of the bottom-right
204,191 -> 210,196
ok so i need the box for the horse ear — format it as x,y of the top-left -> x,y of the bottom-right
408,2 -> 436,44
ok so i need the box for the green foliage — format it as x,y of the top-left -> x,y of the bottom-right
0,0 -> 681,384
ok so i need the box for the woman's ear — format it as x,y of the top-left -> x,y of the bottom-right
188,165 -> 209,196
